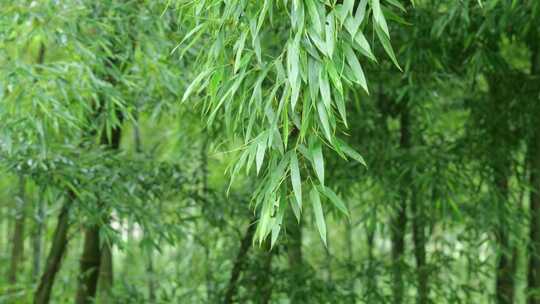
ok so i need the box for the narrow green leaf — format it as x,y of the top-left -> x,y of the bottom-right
311,142 -> 324,185
317,100 -> 332,142
257,198 -> 273,245
256,0 -> 270,35
337,138 -> 367,166
256,136 -> 267,175
385,0 -> 406,12
170,24 -> 204,55
234,31 -> 248,73
271,202 -> 285,249
372,0 -> 390,37
334,92 -> 347,127
354,32 -> 376,62
249,19 -> 262,63
344,45 -> 369,93
290,196 -> 301,222
325,14 -> 335,57
308,31 -> 328,56
300,94 -> 311,141
343,0 -> 367,37
344,15 -> 361,39
291,0 -> 305,31
288,37 -> 301,110
319,69 -> 332,109
182,69 -> 211,102
306,0 -> 322,34
318,185 -> 349,217
375,23 -> 402,70
290,152 -> 302,210
310,187 -> 327,247
308,59 -> 320,103
325,60 -> 343,95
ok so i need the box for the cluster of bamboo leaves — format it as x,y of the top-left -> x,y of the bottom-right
177,0 -> 404,246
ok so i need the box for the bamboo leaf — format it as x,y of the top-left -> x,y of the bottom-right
290,152 -> 302,211
325,13 -> 335,57
311,142 -> 324,186
337,138 -> 367,166
385,0 -> 406,12
319,69 -> 332,109
310,187 -> 327,247
354,32 -> 376,62
271,201 -> 285,249
182,69 -> 211,102
318,184 -> 349,218
234,31 -> 248,74
375,23 -> 402,71
290,196 -> 301,222
256,135 -> 267,175
306,0 -> 322,34
344,44 -> 369,93
317,100 -> 332,142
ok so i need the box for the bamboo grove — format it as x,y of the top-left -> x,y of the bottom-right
1,0 -> 539,303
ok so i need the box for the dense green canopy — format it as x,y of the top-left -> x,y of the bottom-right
1,0 -> 539,303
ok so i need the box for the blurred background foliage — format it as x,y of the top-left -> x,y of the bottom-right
1,0 -> 540,303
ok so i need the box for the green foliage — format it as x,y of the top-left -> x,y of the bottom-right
1,0 -> 540,303
177,0 -> 401,244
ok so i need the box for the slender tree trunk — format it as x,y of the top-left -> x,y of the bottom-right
147,249 -> 156,303
527,41 -> 540,304
391,104 -> 411,304
287,212 -> 305,303
8,175 -> 27,284
74,3 -> 133,297
483,73 -> 515,304
491,109 -> 514,304
76,122 -> 122,304
495,170 -> 514,304
75,226 -> 102,304
32,192 -> 45,281
366,222 -> 377,303
205,246 -> 213,303
3,202 -> 10,259
98,243 -> 114,301
346,202 -> 356,302
34,196 -> 73,304
255,242 -> 273,304
411,185 -> 428,304
223,219 -> 256,304
528,118 -> 540,304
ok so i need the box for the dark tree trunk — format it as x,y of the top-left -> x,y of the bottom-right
32,193 -> 45,282
8,175 -> 26,284
98,243 -> 114,301
483,73 -> 516,304
365,222 -> 377,302
411,187 -> 428,304
255,242 -> 273,304
75,226 -> 102,304
529,120 -> 540,304
346,201 -> 357,302
34,197 -> 73,304
30,44 -> 47,283
495,171 -> 514,304
391,104 -> 411,304
223,219 -> 256,304
287,212 -> 305,302
527,40 -> 540,304
147,249 -> 156,303
76,123 -> 122,304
